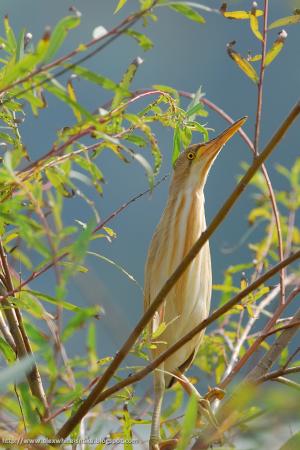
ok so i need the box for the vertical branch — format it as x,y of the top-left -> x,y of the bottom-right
0,239 -> 54,430
253,0 -> 285,305
254,0 -> 269,154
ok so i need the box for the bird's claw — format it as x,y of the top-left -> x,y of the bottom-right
204,386 -> 225,402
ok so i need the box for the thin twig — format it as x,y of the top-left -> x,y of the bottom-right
256,366 -> 300,384
219,283 -> 300,390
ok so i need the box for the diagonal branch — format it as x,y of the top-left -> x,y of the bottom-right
56,100 -> 300,438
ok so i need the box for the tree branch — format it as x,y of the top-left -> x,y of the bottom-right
56,99 -> 300,438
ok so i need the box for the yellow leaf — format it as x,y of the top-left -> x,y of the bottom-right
250,14 -> 263,41
67,80 -> 81,122
247,54 -> 262,62
114,0 -> 127,14
269,12 -> 300,30
227,42 -> 259,84
222,10 -> 263,20
265,31 -> 287,66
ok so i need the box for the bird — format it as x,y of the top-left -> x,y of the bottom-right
144,117 -> 247,449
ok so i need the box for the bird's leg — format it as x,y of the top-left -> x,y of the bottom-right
149,369 -> 165,450
173,370 -> 220,432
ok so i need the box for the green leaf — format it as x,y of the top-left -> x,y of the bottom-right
126,30 -> 153,51
269,12 -> 300,30
177,394 -> 198,450
0,337 -> 15,362
167,3 -> 205,24
18,382 -> 40,426
111,57 -> 143,109
62,305 -> 101,341
279,431 -> 300,450
172,125 -> 181,166
16,28 -> 26,62
72,66 -> 118,91
4,16 -> 17,53
23,289 -> 80,311
46,79 -> 95,123
0,355 -> 34,391
44,15 -> 81,63
88,252 -> 142,291
114,0 -> 128,14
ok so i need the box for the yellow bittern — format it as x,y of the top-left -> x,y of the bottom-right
144,117 -> 247,449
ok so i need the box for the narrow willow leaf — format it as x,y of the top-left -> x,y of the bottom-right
4,15 -> 17,52
133,153 -> 154,189
16,28 -> 26,62
168,3 -> 205,24
43,15 -> 81,63
250,13 -> 263,41
126,29 -> 153,51
172,125 -> 181,166
62,305 -> 101,341
67,80 -> 82,121
46,79 -> 95,122
23,289 -> 80,311
72,66 -> 118,91
177,394 -> 198,450
114,0 -> 127,14
265,31 -> 287,66
0,355 -> 34,391
111,57 -> 144,109
0,337 -> 15,362
122,404 -> 133,450
269,12 -> 300,30
227,42 -> 258,84
88,251 -> 143,291
19,382 -> 40,426
0,35 -> 50,90
221,7 -> 263,20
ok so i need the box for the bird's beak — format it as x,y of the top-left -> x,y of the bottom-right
195,116 -> 247,164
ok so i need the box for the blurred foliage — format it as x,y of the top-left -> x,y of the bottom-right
0,1 -> 299,449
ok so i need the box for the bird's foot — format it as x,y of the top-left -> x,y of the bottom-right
204,386 -> 225,402
149,438 -> 178,450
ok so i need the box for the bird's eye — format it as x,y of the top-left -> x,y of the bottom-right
187,152 -> 195,160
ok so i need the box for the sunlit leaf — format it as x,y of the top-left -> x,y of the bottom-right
72,66 -> 118,91
269,12 -> 300,30
67,80 -> 82,121
265,31 -> 287,66
250,13 -> 263,41
227,42 -> 259,84
43,15 -> 81,63
126,30 -> 153,51
0,337 -> 15,362
62,305 -> 101,341
167,2 -> 205,24
177,394 -> 198,450
114,0 -> 127,14
172,125 -> 181,166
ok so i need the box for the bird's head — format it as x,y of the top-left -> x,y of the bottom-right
172,116 -> 247,193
